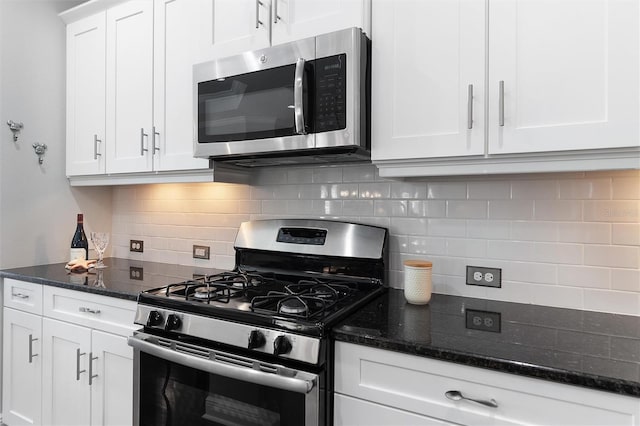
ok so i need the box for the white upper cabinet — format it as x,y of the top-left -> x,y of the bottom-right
211,0 -> 370,59
371,0 -> 485,161
372,0 -> 640,177
105,0 -> 154,174
488,0 -> 639,154
211,0 -> 271,58
271,0 -> 371,45
66,12 -> 107,176
153,0 -> 213,172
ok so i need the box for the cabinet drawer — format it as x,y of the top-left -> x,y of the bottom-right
43,286 -> 136,336
3,279 -> 43,314
335,342 -> 640,426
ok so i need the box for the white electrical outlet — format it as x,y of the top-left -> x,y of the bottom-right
466,266 -> 502,288
484,272 -> 494,283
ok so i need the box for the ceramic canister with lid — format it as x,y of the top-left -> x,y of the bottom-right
403,260 -> 433,305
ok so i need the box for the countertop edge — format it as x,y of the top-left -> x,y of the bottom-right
332,332 -> 640,398
0,270 -> 139,301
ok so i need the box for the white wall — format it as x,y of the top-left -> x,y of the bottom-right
0,0 -> 112,268
111,166 -> 640,317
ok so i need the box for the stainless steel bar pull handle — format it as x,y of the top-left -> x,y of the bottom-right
467,84 -> 474,130
93,134 -> 102,160
445,390 -> 498,408
76,348 -> 86,381
28,334 -> 38,363
89,352 -> 99,386
498,80 -> 505,127
255,0 -> 263,28
79,307 -> 101,314
12,292 -> 29,299
153,126 -> 160,154
294,58 -> 307,135
140,128 -> 149,156
273,0 -> 279,23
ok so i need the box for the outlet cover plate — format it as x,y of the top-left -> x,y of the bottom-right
193,245 -> 210,260
466,265 -> 502,288
129,266 -> 144,281
465,309 -> 501,333
130,240 -> 144,253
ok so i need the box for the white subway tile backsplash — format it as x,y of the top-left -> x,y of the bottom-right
467,181 -> 511,200
359,183 -> 391,199
557,265 -> 611,289
446,200 -> 487,219
585,245 -> 639,269
612,224 -> 640,246
612,177 -> 640,200
558,178 -> 611,200
511,221 -> 558,242
488,200 -> 534,220
427,182 -> 467,199
391,182 -> 427,199
558,222 -> 611,244
511,180 -> 558,200
343,165 -> 377,182
584,200 -> 640,223
611,269 -> 640,292
111,167 -> 640,316
408,200 -> 446,218
533,200 -> 582,221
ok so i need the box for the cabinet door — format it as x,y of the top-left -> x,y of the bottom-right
488,0 -> 640,154
370,0 -> 485,162
90,330 -> 133,426
105,0 -> 154,174
153,0 -> 212,172
271,0 -> 371,45
42,318 -> 92,426
211,0 -> 271,58
66,12 -> 106,176
2,308 -> 42,426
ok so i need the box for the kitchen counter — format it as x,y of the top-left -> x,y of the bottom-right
333,289 -> 640,397
0,258 -> 224,301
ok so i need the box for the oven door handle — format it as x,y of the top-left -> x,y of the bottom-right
128,335 -> 316,394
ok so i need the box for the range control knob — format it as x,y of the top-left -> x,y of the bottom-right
146,310 -> 164,327
164,314 -> 182,331
248,330 -> 266,350
273,335 -> 292,356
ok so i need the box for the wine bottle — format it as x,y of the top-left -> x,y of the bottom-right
70,213 -> 88,261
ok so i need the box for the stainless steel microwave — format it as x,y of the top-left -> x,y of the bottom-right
193,27 -> 370,167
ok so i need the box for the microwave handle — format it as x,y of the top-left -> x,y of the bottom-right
294,58 -> 307,135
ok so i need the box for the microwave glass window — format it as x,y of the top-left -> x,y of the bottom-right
198,64 -> 298,143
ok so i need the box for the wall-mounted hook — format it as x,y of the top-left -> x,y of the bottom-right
7,120 -> 23,142
32,143 -> 47,164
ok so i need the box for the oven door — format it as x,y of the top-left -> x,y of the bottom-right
128,331 -> 320,426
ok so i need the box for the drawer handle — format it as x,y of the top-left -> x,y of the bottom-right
79,307 -> 101,315
445,390 -> 498,408
13,292 -> 29,299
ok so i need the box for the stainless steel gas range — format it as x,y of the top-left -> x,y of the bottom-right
128,219 -> 388,426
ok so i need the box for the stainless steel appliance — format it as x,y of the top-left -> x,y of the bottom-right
193,27 -> 370,167
128,219 -> 387,426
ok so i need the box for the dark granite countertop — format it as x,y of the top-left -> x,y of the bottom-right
0,258 -> 224,301
333,289 -> 640,398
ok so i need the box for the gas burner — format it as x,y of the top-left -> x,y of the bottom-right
193,286 -> 219,299
278,297 -> 309,315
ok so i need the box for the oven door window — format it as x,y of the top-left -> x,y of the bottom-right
198,64 -> 309,143
138,351 -> 319,426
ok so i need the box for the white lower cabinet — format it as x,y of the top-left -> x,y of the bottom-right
2,280 -> 136,426
334,342 -> 640,426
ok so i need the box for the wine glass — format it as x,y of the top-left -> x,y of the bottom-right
90,232 -> 109,269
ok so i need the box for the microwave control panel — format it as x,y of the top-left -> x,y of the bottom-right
313,54 -> 347,132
